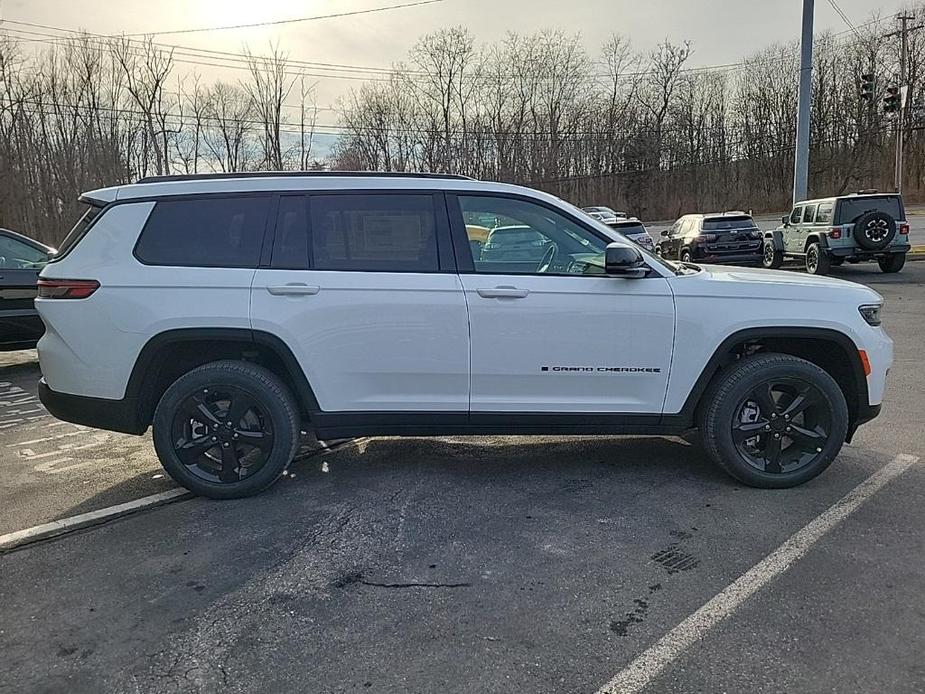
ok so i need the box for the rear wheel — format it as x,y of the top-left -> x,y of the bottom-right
700,353 -> 848,488
805,243 -> 830,275
878,253 -> 906,273
762,241 -> 783,269
681,249 -> 693,263
152,360 -> 300,499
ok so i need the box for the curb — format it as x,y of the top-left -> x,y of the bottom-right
0,488 -> 191,552
910,245 -> 925,260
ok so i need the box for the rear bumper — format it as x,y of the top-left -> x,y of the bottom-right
38,378 -> 146,435
694,251 -> 762,265
829,244 -> 911,259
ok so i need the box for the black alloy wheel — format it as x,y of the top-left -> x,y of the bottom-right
731,378 -> 833,475
171,385 -> 274,483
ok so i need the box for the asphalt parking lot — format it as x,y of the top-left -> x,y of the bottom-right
1,261 -> 924,693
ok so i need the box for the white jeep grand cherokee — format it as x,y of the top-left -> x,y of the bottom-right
36,173 -> 892,498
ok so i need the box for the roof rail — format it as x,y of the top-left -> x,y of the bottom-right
136,171 -> 475,184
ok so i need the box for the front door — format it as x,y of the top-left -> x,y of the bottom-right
250,192 -> 470,414
449,194 -> 675,414
783,205 -> 804,252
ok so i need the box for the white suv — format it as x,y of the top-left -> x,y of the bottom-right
36,173 -> 892,498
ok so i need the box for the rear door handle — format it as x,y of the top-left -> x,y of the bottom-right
266,283 -> 320,296
476,286 -> 529,299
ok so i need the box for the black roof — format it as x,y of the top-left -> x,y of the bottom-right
136,171 -> 474,184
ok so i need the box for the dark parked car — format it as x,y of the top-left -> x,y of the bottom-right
656,212 -> 763,265
1,228 -> 55,351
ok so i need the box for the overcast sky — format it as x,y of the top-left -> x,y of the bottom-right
0,0 -> 905,155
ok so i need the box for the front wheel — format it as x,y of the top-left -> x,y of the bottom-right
805,243 -> 830,275
152,360 -> 301,499
699,353 -> 848,488
762,241 -> 783,269
878,253 -> 906,273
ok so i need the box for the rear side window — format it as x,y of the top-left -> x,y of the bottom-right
801,205 -> 818,224
310,194 -> 438,272
135,196 -> 270,267
816,202 -> 834,224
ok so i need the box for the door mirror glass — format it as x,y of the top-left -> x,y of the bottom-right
604,243 -> 648,278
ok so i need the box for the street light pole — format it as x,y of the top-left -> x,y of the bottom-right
792,0 -> 814,205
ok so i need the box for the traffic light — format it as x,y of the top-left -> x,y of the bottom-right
860,73 -> 875,100
884,86 -> 901,113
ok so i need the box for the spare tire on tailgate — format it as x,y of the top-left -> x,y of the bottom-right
852,210 -> 896,250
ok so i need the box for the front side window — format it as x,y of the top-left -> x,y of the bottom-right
802,204 -> 818,224
309,194 -> 438,272
790,207 -> 803,225
0,235 -> 50,269
458,195 -> 609,275
135,196 -> 270,267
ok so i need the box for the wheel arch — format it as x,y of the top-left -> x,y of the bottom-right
126,328 -> 320,429
764,229 -> 784,251
804,233 -> 828,252
675,327 -> 868,440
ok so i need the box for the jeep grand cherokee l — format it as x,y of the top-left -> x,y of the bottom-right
657,212 -> 763,265
36,172 -> 891,498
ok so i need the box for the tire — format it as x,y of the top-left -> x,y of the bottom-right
762,240 -> 783,269
681,249 -> 693,263
805,243 -> 830,275
852,211 -> 896,251
878,253 -> 906,273
699,353 -> 848,489
152,360 -> 301,499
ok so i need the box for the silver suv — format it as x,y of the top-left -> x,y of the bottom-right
763,193 -> 910,274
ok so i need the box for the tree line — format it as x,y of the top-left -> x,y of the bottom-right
1,8 -> 924,245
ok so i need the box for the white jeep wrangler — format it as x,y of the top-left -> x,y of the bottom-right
36,173 -> 892,498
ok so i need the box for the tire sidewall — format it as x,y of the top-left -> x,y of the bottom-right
707,358 -> 848,488
153,363 -> 299,499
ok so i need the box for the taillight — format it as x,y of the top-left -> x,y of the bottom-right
829,227 -> 842,239
899,223 -> 909,235
749,230 -> 763,239
37,279 -> 100,299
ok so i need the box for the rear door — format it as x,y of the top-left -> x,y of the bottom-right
0,231 -> 50,344
250,191 -> 469,414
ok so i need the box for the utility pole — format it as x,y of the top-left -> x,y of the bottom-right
792,0 -> 814,205
887,14 -> 916,192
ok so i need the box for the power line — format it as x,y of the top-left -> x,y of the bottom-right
121,0 -> 449,37
826,0 -> 862,39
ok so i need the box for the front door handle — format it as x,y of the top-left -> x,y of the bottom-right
476,286 -> 529,299
266,283 -> 321,296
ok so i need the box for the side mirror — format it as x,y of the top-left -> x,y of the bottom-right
605,243 -> 648,278
660,229 -> 670,237
781,215 -> 789,226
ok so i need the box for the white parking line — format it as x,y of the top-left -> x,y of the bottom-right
596,453 -> 920,694
0,488 -> 192,552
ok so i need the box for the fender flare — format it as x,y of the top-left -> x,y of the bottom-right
804,233 -> 829,252
764,229 -> 784,251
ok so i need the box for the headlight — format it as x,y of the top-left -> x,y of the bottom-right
858,304 -> 882,326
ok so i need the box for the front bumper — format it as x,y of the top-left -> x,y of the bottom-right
38,378 -> 146,435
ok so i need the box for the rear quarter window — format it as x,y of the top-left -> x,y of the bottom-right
135,196 -> 271,268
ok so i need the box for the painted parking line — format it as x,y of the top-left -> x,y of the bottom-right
0,488 -> 191,552
596,453 -> 920,694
